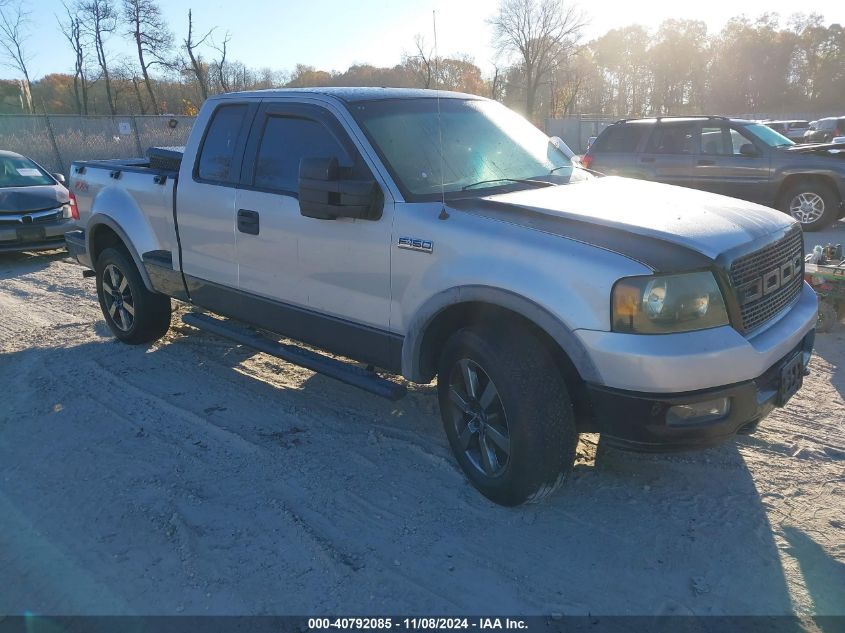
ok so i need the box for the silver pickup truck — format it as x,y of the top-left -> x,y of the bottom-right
65,88 -> 817,505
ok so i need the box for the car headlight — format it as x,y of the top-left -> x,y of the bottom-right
612,272 -> 729,334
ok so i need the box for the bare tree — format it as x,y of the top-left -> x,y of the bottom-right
210,31 -> 231,93
490,0 -> 585,119
58,2 -> 90,114
123,0 -> 173,115
490,58 -> 506,101
0,0 -> 33,112
78,0 -> 117,114
183,9 -> 213,100
409,34 -> 435,88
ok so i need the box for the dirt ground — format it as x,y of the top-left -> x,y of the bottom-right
1,249 -> 843,617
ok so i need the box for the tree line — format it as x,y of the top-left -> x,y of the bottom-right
0,0 -> 842,121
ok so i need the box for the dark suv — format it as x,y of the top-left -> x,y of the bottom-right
582,116 -> 845,231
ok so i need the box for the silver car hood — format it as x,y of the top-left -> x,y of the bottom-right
480,176 -> 795,260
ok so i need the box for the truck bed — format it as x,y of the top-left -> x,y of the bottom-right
71,156 -> 181,277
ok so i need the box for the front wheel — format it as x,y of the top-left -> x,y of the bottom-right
437,325 -> 578,506
779,181 -> 840,231
95,246 -> 171,344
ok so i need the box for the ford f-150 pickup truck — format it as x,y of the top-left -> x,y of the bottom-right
65,88 -> 817,505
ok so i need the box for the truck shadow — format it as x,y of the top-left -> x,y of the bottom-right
0,326 -> 803,616
781,526 -> 845,616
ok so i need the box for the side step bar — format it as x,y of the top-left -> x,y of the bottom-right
181,312 -> 407,401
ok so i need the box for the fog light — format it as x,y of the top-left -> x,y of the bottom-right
667,398 -> 730,426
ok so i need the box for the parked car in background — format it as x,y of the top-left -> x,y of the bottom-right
803,117 -> 845,144
764,120 -> 810,142
582,116 -> 845,230
0,150 -> 78,253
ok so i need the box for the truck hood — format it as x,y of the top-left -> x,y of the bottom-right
0,185 -> 68,215
451,176 -> 795,270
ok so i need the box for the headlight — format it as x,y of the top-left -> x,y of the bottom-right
612,271 -> 729,334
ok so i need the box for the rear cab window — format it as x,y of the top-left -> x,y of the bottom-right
196,104 -> 250,183
591,124 -> 645,153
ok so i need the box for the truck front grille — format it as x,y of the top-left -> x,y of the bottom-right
730,226 -> 804,334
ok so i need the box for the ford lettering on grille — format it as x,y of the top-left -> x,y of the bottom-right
730,227 -> 804,333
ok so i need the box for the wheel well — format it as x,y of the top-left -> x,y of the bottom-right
776,174 -> 840,206
89,224 -> 125,265
418,302 -> 593,430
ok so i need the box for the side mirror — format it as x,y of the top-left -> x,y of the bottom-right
53,173 -> 66,184
549,135 -> 575,160
739,143 -> 759,157
298,157 -> 381,221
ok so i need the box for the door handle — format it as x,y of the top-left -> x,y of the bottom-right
697,159 -> 715,166
639,156 -> 655,163
237,209 -> 260,235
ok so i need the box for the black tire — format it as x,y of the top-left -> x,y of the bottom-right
778,181 -> 840,231
95,246 -> 171,344
437,325 -> 578,506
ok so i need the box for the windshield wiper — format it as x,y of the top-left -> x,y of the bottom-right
461,178 -> 552,191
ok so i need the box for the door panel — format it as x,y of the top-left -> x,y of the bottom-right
689,125 -> 771,203
234,187 -> 305,306
236,101 -> 393,340
177,102 -> 255,288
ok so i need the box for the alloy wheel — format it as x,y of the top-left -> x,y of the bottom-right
447,358 -> 511,477
789,192 -> 825,224
102,263 -> 135,332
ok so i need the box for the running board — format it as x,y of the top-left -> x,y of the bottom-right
181,312 -> 407,401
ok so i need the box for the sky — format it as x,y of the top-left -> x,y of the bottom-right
12,0 -> 845,81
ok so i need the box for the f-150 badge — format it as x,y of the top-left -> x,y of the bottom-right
398,237 -> 433,254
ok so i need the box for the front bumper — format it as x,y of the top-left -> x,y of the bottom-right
588,331 -> 815,451
0,217 -> 76,253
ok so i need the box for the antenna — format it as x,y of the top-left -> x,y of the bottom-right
433,10 -> 449,219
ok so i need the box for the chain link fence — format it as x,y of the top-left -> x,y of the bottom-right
0,114 -> 196,176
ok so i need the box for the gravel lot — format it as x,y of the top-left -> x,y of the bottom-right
1,225 -> 843,616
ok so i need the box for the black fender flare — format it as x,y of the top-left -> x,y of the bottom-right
401,285 -> 603,384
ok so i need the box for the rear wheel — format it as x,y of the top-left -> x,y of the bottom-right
779,181 -> 840,231
437,325 -> 578,506
95,246 -> 171,344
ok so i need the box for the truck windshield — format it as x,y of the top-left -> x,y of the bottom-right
0,155 -> 54,188
350,98 -> 576,200
743,123 -> 794,148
